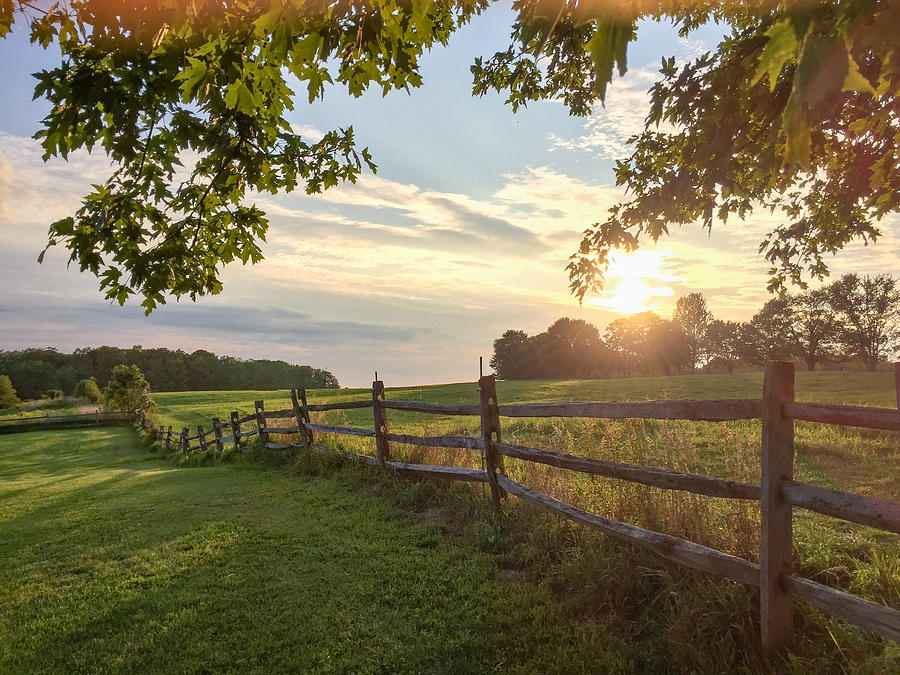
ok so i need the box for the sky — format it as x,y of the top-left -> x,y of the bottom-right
1,5 -> 898,387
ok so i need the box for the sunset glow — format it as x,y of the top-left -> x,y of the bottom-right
591,250 -> 675,315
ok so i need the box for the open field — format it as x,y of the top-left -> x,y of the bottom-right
0,428 -> 626,672
152,370 -> 900,670
0,396 -> 99,420
153,370 -> 900,500
2,372 -> 896,671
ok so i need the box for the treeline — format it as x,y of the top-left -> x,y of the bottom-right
491,273 -> 900,380
0,346 -> 339,400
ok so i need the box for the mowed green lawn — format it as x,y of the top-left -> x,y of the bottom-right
0,428 -> 620,673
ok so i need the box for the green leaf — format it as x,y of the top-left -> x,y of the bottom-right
752,19 -> 801,91
842,49 -> 875,94
224,81 -> 256,113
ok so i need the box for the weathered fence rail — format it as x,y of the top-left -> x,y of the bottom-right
149,363 -> 900,654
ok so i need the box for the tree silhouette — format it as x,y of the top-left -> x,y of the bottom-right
828,274 -> 900,371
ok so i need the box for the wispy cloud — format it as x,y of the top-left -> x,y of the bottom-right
548,68 -> 662,159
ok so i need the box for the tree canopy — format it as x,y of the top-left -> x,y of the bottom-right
0,345 -> 338,399
3,1 -> 897,309
103,364 -> 155,413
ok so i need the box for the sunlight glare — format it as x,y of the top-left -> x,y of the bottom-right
589,250 -> 674,314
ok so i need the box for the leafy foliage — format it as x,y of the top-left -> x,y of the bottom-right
672,292 -> 712,371
0,375 -> 20,409
3,0 -> 484,311
491,279 -> 899,380
3,1 -> 899,307
561,1 -> 900,300
789,288 -> 840,371
103,364 -> 156,413
737,298 -> 795,366
73,377 -> 102,402
704,320 -> 742,373
828,273 -> 900,371
491,319 -> 609,379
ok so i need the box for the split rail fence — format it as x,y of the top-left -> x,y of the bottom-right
0,411 -> 130,434
154,362 -> 900,655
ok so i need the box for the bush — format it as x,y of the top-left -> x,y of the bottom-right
0,375 -> 20,408
73,377 -> 102,402
104,365 -> 156,414
41,389 -> 64,400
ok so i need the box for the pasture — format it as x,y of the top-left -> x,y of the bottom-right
153,370 -> 899,670
2,370 -> 897,671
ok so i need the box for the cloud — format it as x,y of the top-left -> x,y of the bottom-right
3,125 -> 900,386
548,68 -> 662,158
289,124 -> 326,142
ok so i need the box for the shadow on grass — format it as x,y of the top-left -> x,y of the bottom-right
1,428 -> 620,673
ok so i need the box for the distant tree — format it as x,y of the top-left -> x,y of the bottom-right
646,319 -> 692,375
672,293 -> 713,372
0,346 -> 337,394
704,320 -> 742,373
739,299 -> 795,366
73,377 -> 102,402
604,311 -> 678,376
828,274 -> 900,371
542,318 -> 606,379
790,289 -> 840,371
490,330 -> 530,380
104,365 -> 156,414
0,375 -> 20,409
41,389 -> 64,400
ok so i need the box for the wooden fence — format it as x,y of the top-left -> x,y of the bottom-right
0,411 -> 131,434
154,362 -> 900,655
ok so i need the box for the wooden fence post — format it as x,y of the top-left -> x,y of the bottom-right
197,425 -> 207,452
291,388 -> 313,446
181,427 -> 190,454
761,361 -> 795,656
157,428 -> 164,444
230,411 -> 241,451
255,400 -> 268,446
212,417 -> 224,454
372,380 -> 389,463
478,374 -> 505,512
166,425 -> 173,450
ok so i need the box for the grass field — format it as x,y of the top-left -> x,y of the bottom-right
0,428 -> 632,672
153,370 -> 899,501
2,371 -> 897,671
0,395 -> 99,420
151,370 -> 899,671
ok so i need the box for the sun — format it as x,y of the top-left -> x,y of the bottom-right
589,251 -> 674,315
608,276 -> 651,314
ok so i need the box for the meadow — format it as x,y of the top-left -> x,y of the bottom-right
153,370 -> 899,671
1,371 -> 897,671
